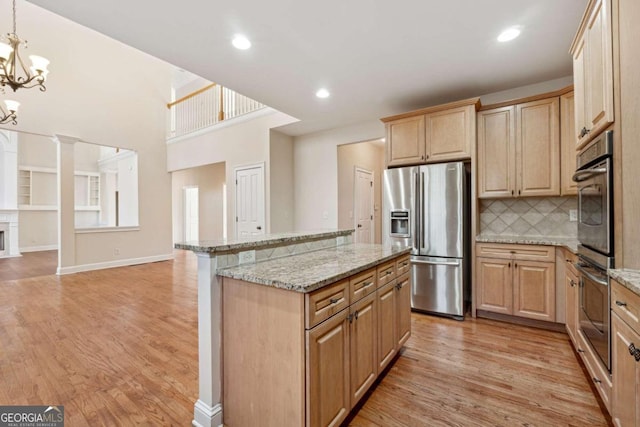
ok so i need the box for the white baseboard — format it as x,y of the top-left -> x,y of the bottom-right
20,244 -> 58,253
56,253 -> 174,275
192,400 -> 222,427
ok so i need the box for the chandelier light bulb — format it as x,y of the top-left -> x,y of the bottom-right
29,55 -> 50,73
4,99 -> 19,112
0,42 -> 12,61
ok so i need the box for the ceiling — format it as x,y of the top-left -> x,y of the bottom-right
26,0 -> 587,136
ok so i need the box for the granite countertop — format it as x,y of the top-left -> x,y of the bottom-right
609,269 -> 640,297
174,229 -> 353,254
476,234 -> 579,254
217,243 -> 412,293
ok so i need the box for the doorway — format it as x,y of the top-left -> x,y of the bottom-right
235,164 -> 265,238
354,167 -> 374,243
184,186 -> 199,242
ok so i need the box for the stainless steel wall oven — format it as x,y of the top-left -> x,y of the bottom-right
572,130 -> 614,372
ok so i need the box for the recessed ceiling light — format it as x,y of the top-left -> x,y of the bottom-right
232,35 -> 251,50
316,88 -> 330,99
497,27 -> 521,42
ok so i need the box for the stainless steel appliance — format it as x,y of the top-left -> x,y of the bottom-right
383,162 -> 469,319
572,130 -> 614,372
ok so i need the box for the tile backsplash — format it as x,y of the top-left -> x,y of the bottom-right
479,197 -> 577,238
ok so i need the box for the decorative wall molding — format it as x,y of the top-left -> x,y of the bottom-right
56,253 -> 174,275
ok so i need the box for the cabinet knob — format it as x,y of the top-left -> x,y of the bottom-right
629,343 -> 640,361
329,297 -> 340,304
577,348 -> 585,353
592,377 -> 601,384
579,127 -> 590,138
511,190 -> 514,196
570,280 -> 576,287
421,155 -> 425,160
518,189 -> 521,196
616,300 -> 627,307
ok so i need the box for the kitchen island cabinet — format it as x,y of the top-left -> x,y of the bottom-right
218,246 -> 411,427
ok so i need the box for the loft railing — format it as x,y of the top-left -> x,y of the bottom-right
167,83 -> 266,138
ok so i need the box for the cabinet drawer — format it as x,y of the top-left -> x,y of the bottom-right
306,279 -> 350,329
476,243 -> 554,262
396,255 -> 411,277
350,268 -> 377,303
377,260 -> 396,287
612,280 -> 640,335
577,329 -> 612,412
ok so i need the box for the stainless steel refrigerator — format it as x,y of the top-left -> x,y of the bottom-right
382,162 -> 470,319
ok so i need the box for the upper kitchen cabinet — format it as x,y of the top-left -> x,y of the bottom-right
382,98 -> 480,167
478,96 -> 560,198
571,0 -> 614,148
560,91 -> 578,196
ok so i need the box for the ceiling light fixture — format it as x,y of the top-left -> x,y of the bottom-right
232,35 -> 251,50
497,27 -> 521,42
315,88 -> 330,99
0,0 -> 50,92
0,99 -> 19,125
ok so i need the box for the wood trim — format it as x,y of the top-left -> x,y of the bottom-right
479,85 -> 574,111
476,309 -> 567,333
380,97 -> 481,123
570,0 -> 598,53
166,82 -> 217,108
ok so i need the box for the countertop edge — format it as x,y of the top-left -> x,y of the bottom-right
475,235 -> 579,254
174,229 -> 354,254
609,269 -> 640,298
218,246 -> 412,293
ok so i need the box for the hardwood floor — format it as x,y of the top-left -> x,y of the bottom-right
0,250 -> 609,426
0,250 -> 58,281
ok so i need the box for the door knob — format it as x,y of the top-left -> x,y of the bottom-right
256,226 -> 262,230
357,224 -> 362,228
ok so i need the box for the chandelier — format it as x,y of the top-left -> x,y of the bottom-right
0,0 -> 49,92
0,99 -> 19,125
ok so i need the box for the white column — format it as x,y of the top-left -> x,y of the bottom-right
0,130 -> 18,210
54,135 -> 79,275
193,253 -> 223,427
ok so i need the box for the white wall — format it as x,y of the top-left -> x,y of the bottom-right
269,130 -> 294,233
0,0 -> 174,270
293,120 -> 385,231
171,162 -> 226,243
166,109 -> 297,237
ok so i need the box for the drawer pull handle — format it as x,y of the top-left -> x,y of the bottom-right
630,343 -> 640,361
402,261 -> 408,266
329,298 -> 340,304
616,300 -> 627,307
396,283 -> 402,291
354,310 -> 359,320
386,271 -> 392,276
363,281 -> 373,288
348,313 -> 354,323
577,349 -> 585,353
592,377 -> 601,384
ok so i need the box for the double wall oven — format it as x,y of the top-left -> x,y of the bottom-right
572,130 -> 614,372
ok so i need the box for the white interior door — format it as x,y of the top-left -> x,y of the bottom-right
354,168 -> 374,243
235,164 -> 265,238
184,186 -> 199,242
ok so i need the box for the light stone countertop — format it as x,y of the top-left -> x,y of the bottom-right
609,269 -> 640,297
476,234 -> 579,254
174,229 -> 353,254
217,243 -> 412,293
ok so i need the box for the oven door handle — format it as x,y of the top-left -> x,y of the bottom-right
575,263 -> 608,286
572,167 -> 607,183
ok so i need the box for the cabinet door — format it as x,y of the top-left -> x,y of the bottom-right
565,267 -> 579,345
516,98 -> 560,197
349,293 -> 378,408
573,36 -> 588,147
476,257 -> 512,315
386,116 -> 426,167
513,260 -> 555,322
560,92 -> 578,196
425,105 -> 474,162
306,310 -> 350,427
377,281 -> 397,373
612,313 -> 640,427
585,0 -> 614,141
477,106 -> 516,198
395,273 -> 411,349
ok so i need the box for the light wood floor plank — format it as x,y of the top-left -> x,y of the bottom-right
0,250 -> 609,426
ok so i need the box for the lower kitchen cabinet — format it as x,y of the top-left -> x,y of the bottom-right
377,280 -> 397,373
476,243 -> 555,322
611,279 -> 640,426
564,258 -> 579,345
395,272 -> 411,348
349,292 -> 378,407
307,309 -> 351,427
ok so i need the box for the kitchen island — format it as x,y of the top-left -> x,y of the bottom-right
176,230 -> 411,427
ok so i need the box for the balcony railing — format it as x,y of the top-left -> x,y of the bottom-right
167,83 -> 266,139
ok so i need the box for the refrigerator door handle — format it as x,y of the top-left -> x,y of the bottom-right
418,171 -> 425,251
412,259 -> 460,267
414,172 -> 420,251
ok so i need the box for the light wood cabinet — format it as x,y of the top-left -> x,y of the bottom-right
475,243 -> 555,321
611,280 -> 640,427
386,115 -> 426,166
395,272 -> 411,348
382,98 -> 480,167
571,0 -> 614,148
307,308 -> 351,427
478,97 -> 560,198
576,327 -> 612,411
349,292 -> 378,406
377,280 -> 397,373
564,256 -> 579,345
560,91 -> 578,195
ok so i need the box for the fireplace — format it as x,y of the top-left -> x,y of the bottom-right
0,223 -> 7,257
0,213 -> 19,258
